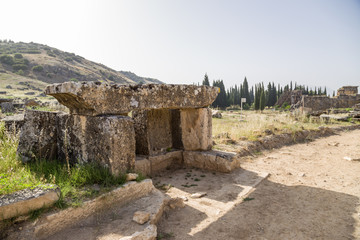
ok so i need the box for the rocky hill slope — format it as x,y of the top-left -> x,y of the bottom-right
0,41 -> 162,101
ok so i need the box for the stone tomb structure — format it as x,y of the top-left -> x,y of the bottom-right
18,82 -> 240,176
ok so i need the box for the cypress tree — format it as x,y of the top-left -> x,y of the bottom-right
260,88 -> 266,111
202,73 -> 210,86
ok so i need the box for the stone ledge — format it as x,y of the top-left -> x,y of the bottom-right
45,82 -> 219,116
5,180 -> 155,239
183,150 -> 241,173
0,185 -> 60,221
135,150 -> 183,177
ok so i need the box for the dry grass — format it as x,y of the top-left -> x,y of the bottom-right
212,109 -> 354,143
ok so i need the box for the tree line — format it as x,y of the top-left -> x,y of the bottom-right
201,73 -> 329,110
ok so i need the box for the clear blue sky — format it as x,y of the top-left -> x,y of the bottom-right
1,0 -> 360,94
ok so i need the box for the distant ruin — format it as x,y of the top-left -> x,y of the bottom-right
278,86 -> 360,113
17,82 -> 240,176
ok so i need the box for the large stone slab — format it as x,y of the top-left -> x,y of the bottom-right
0,185 -> 60,221
57,113 -> 135,175
45,82 -> 219,116
180,108 -> 212,151
17,110 -> 58,162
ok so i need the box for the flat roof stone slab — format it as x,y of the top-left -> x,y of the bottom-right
45,82 -> 219,116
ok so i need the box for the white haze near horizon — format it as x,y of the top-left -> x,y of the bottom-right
1,0 -> 359,95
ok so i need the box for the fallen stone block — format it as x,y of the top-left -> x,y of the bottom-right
0,185 -> 60,221
183,150 -> 241,173
45,82 -> 219,116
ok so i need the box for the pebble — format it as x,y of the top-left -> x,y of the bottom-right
190,192 -> 207,198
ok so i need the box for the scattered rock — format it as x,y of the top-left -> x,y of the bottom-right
6,85 -> 12,89
179,196 -> 188,202
133,211 -> 150,225
1,102 -> 15,113
264,129 -> 273,135
298,173 -> 306,177
344,156 -> 360,162
190,192 -> 207,198
212,110 -> 222,118
25,99 -> 40,107
126,173 -> 139,181
168,197 -> 185,209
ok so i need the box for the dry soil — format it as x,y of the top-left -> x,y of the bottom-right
157,129 -> 360,240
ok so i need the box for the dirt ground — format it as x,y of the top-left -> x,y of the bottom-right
156,129 -> 360,240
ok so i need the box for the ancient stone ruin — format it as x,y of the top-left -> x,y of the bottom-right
17,82 -> 240,176
277,86 -> 360,113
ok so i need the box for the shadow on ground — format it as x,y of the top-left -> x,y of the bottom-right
157,169 -> 359,240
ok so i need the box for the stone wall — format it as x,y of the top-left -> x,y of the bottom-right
301,94 -> 360,112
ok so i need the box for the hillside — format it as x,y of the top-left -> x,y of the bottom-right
0,40 -> 162,101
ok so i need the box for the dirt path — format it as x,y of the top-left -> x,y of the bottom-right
157,129 -> 360,240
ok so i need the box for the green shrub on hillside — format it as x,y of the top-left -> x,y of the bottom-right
0,54 -> 14,65
16,69 -> 24,76
14,53 -> 23,59
46,50 -> 56,57
65,57 -> 73,62
32,65 -> 44,72
70,78 -> 78,82
12,64 -> 27,71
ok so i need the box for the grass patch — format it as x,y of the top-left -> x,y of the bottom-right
0,122 -> 127,208
243,197 -> 255,201
212,110 -> 355,145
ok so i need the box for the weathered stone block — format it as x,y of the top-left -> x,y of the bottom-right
1,114 -> 24,134
57,114 -> 135,175
1,102 -> 15,113
149,150 -> 183,175
135,157 -> 151,176
180,108 -> 212,151
17,110 -> 58,162
183,150 -> 241,173
45,82 -> 219,116
133,109 -> 172,155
